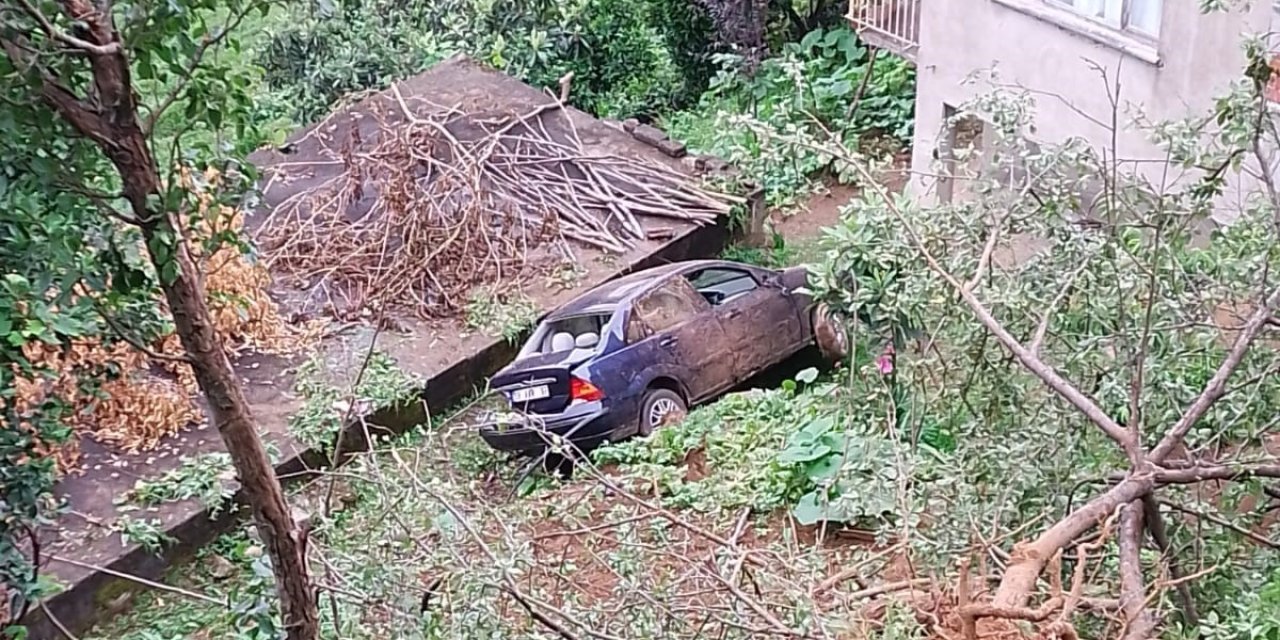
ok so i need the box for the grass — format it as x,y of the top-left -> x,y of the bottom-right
719,230 -> 825,270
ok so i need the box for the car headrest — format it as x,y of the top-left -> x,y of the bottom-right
575,332 -> 599,348
550,332 -> 575,352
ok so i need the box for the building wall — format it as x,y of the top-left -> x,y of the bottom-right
909,1 -> 1273,219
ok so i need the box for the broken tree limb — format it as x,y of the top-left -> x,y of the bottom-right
993,475 -> 1154,607
1118,502 -> 1154,640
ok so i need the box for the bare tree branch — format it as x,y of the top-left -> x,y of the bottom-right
1029,259 -> 1090,357
964,213 -> 1004,292
1149,286 -> 1280,463
12,0 -> 121,55
94,301 -> 194,364
1158,498 -> 1280,550
1142,495 -> 1199,627
892,214 -> 1135,451
994,477 -> 1152,607
1106,462 -> 1280,484
0,35 -> 115,148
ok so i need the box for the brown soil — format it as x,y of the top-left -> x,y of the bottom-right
770,151 -> 912,243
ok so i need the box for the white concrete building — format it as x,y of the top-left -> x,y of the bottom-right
850,0 -> 1277,213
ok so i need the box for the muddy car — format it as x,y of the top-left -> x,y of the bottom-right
479,259 -> 847,454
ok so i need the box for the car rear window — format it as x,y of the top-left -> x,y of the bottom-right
522,313 -> 612,360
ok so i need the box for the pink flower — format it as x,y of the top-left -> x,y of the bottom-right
875,345 -> 895,375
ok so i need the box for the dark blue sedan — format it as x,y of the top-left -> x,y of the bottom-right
479,259 -> 847,454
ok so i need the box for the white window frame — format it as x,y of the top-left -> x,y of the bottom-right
1050,0 -> 1162,39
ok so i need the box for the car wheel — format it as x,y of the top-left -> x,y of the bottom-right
813,303 -> 849,364
638,388 -> 687,437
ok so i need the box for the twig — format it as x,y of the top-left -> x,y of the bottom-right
95,301 -> 193,364
1158,499 -> 1280,549
505,586 -> 582,640
1028,260 -> 1090,357
812,543 -> 902,595
842,577 -> 932,600
47,555 -> 227,607
14,0 -> 121,55
40,602 -> 80,640
143,3 -> 257,134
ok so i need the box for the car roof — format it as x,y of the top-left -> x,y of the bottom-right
546,259 -> 757,320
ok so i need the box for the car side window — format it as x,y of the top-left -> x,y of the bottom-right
685,268 -> 758,307
630,277 -> 705,337
625,310 -> 653,343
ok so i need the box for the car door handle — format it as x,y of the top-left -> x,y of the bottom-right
659,336 -> 678,347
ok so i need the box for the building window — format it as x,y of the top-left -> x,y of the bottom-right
1051,0 -> 1162,37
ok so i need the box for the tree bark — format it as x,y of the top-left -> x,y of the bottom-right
138,219 -> 319,639
1118,502 -> 1154,640
993,474 -> 1155,607
1,2 -> 320,637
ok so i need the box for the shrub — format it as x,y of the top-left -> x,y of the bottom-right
255,0 -> 718,123
664,25 -> 915,206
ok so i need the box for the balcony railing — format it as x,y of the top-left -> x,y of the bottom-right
848,0 -> 921,62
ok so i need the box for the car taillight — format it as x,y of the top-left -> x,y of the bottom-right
569,376 -> 604,402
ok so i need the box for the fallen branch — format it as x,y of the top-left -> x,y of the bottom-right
1118,502 -> 1154,640
1158,498 -> 1280,550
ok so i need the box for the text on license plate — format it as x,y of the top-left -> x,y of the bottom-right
511,385 -> 550,402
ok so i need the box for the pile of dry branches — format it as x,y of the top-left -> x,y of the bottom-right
254,87 -> 740,318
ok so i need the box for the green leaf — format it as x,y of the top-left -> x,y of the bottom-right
799,29 -> 823,53
828,79 -> 853,97
778,443 -> 831,464
801,416 -> 834,438
160,259 -> 179,285
792,492 -> 829,525
803,454 -> 843,481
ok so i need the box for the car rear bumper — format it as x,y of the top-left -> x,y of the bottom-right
478,401 -> 617,454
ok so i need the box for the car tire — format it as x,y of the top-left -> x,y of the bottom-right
813,303 -> 849,364
638,388 -> 687,437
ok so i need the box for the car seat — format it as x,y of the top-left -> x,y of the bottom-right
549,332 -> 576,353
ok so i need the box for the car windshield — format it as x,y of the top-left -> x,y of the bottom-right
519,312 -> 612,363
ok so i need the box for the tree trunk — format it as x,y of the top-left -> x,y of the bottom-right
113,85 -> 321,640
138,216 -> 321,640
2,2 -> 322,636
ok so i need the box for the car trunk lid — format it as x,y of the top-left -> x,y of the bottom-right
491,358 -> 578,414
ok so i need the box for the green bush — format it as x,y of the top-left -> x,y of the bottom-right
256,0 -> 717,123
664,25 -> 915,206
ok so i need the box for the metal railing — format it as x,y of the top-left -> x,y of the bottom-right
848,0 -> 921,62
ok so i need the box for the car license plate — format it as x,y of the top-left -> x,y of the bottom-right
511,385 -> 549,402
